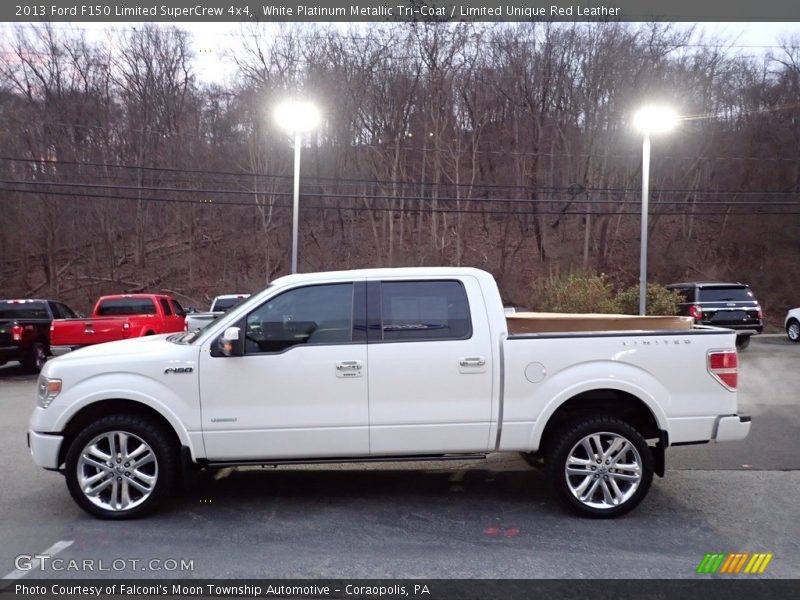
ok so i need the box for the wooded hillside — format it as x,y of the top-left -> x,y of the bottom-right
1,23 -> 798,319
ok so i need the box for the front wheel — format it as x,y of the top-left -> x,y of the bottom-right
787,319 -> 800,343
545,416 -> 654,518
65,414 -> 178,519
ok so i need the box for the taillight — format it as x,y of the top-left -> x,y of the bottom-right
122,321 -> 131,339
688,305 -> 703,321
11,324 -> 23,341
708,350 -> 738,391
757,308 -> 763,320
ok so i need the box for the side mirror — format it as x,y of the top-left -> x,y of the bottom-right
218,326 -> 244,357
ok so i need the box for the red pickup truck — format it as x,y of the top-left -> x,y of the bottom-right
50,294 -> 187,356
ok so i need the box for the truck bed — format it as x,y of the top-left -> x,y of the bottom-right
506,312 -> 693,335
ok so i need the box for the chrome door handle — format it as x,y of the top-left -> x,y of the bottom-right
336,360 -> 362,371
336,360 -> 363,379
459,357 -> 486,367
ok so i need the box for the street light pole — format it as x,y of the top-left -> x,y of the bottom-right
639,133 -> 650,316
274,99 -> 320,275
633,105 -> 678,316
291,131 -> 301,274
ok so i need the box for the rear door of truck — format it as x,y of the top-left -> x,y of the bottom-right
365,276 -> 494,454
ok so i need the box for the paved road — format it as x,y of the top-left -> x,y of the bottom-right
0,336 -> 798,580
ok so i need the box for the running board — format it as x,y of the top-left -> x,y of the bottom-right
202,453 -> 489,469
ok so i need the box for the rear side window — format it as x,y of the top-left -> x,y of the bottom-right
0,301 -> 49,319
698,287 -> 755,302
159,298 -> 172,316
379,280 -> 472,342
96,298 -> 157,316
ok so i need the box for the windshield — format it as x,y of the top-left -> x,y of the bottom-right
0,301 -> 49,319
182,287 -> 271,344
698,287 -> 755,302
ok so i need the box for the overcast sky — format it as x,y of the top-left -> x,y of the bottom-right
2,21 -> 799,84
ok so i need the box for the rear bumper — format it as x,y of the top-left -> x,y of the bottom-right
714,415 -> 751,442
50,345 -> 82,357
0,346 -> 27,362
27,430 -> 64,470
700,323 -> 763,335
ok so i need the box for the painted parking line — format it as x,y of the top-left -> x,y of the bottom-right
2,540 -> 74,580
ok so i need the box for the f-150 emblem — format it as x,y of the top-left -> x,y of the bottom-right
164,367 -> 193,374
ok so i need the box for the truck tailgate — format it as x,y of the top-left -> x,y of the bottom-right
51,318 -> 127,346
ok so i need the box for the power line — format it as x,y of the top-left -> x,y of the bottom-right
2,156 -> 800,197
2,185 -> 799,216
4,178 -> 800,205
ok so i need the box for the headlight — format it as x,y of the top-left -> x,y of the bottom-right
36,376 -> 62,408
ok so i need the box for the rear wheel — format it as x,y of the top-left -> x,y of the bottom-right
787,319 -> 800,343
735,335 -> 751,351
545,416 -> 653,518
65,414 -> 178,519
21,342 -> 48,373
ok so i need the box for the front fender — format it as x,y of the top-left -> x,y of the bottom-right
526,361 -> 671,451
41,372 -> 199,457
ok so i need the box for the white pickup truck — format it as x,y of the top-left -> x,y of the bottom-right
28,267 -> 750,519
184,294 -> 250,331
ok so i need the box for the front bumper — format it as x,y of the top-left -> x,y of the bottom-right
714,415 -> 751,442
27,430 -> 64,470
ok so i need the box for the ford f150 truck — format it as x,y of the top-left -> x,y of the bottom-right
0,299 -> 78,372
50,294 -> 187,356
28,268 -> 750,520
184,294 -> 250,331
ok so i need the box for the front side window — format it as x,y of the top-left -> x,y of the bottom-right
379,280 -> 472,342
159,298 -> 173,316
172,300 -> 186,317
58,303 -> 77,318
244,283 -> 354,354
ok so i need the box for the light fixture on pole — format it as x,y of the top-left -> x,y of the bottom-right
274,100 -> 321,274
633,105 -> 678,315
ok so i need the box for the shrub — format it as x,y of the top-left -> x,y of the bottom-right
615,284 -> 681,316
530,272 -> 680,315
531,272 -> 618,313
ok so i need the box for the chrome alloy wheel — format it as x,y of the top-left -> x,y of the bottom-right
564,432 -> 642,509
76,431 -> 158,512
788,321 -> 800,342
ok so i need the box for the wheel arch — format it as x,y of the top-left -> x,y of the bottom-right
529,383 -> 669,477
57,398 -> 188,467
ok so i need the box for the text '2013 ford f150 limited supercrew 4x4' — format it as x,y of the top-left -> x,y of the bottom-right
28,268 -> 750,519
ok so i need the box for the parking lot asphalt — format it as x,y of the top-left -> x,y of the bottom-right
0,335 -> 798,580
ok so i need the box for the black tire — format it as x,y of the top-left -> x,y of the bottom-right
65,414 -> 178,519
735,335 -> 751,351
21,342 -> 48,373
545,416 -> 654,518
787,319 -> 800,343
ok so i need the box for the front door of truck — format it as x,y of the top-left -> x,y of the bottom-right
198,281 -> 369,461
366,277 -> 494,455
